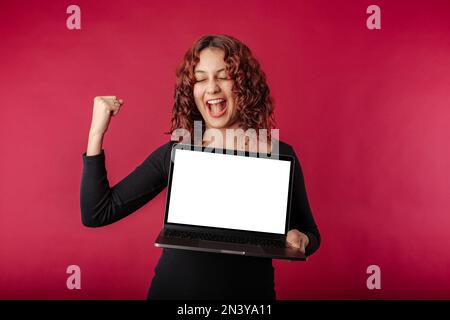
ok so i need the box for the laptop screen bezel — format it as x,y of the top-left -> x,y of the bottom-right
162,142 -> 295,238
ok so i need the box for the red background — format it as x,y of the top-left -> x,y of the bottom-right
1,0 -> 449,299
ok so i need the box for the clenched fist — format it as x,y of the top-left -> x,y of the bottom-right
89,96 -> 124,137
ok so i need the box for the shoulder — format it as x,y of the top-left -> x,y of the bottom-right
157,140 -> 177,163
275,140 -> 305,170
142,139 -> 177,168
274,139 -> 296,156
150,140 -> 177,157
141,140 -> 177,181
160,139 -> 177,153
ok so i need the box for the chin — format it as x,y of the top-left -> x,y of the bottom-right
206,118 -> 230,129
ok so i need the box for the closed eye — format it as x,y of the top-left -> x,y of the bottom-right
195,77 -> 231,83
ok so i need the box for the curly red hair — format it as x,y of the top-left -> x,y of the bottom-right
168,34 -> 276,141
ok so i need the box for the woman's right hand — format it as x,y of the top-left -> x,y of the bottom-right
89,96 -> 124,137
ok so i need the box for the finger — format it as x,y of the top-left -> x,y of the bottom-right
286,240 -> 300,249
108,102 -> 119,113
103,96 -> 119,104
286,241 -> 294,262
287,238 -> 306,254
299,239 -> 306,254
118,99 -> 124,104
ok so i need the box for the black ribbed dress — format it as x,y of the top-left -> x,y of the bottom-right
80,140 -> 320,300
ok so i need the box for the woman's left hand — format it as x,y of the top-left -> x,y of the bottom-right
286,229 -> 309,254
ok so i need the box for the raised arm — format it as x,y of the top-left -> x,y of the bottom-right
80,96 -> 172,227
80,143 -> 171,227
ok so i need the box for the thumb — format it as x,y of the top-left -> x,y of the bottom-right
300,240 -> 306,254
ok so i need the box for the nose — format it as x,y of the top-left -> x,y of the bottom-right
206,78 -> 220,94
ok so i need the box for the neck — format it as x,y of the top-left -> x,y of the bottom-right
203,122 -> 264,152
204,121 -> 241,138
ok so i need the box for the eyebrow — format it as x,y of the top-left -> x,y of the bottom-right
194,68 -> 226,74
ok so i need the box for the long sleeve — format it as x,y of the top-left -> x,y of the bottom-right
288,146 -> 321,257
80,141 -> 173,228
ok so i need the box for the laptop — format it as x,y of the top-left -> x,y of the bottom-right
154,143 -> 306,261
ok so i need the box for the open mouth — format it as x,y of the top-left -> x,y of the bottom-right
206,98 -> 227,118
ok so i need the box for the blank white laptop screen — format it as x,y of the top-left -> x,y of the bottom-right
167,149 -> 292,234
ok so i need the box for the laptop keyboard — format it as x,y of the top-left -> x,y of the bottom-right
164,229 -> 286,248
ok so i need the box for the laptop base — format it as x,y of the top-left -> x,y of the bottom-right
154,229 -> 307,261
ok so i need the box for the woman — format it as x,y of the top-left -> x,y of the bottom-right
80,34 -> 320,300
